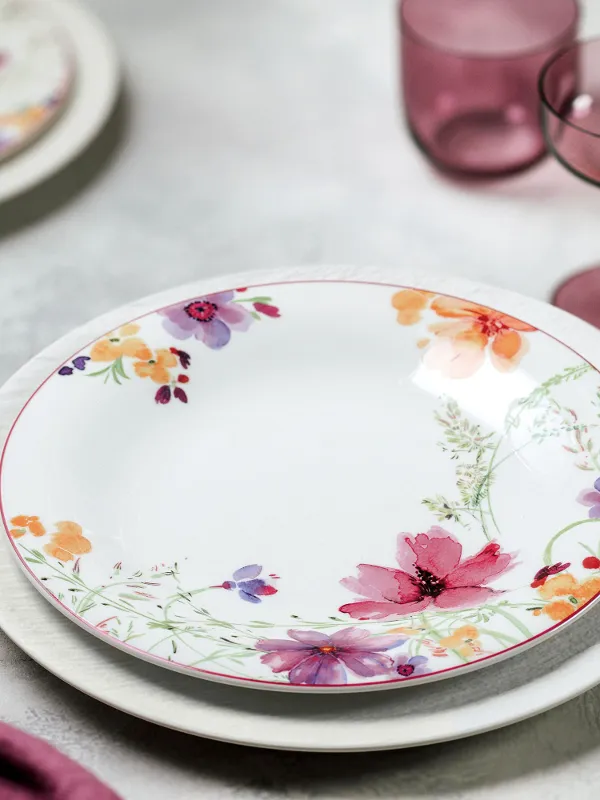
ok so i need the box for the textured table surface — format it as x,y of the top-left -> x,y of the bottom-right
3,1 -> 600,797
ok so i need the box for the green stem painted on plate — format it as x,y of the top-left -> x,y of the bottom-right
161,586 -> 212,625
484,605 -> 532,639
233,296 -> 272,304
543,518 -> 600,566
482,629 -> 519,646
479,509 -> 492,542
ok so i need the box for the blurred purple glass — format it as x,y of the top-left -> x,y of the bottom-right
540,38 -> 600,186
400,0 -> 579,177
543,37 -> 600,327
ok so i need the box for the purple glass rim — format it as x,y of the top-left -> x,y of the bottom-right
539,36 -> 600,140
400,0 -> 580,62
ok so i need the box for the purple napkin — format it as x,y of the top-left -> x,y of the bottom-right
0,722 -> 121,799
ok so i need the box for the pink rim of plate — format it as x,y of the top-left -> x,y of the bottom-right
2,279 -> 600,693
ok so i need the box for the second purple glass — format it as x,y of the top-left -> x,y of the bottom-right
400,0 -> 579,176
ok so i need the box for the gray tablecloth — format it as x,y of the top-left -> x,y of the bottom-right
3,1 -> 600,797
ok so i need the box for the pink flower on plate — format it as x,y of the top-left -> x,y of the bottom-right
159,291 -> 253,349
339,527 -> 514,620
256,627 -> 406,685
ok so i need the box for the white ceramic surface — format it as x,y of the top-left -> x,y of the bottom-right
0,0 -> 118,202
3,268 -> 600,750
0,275 -> 600,691
4,268 -> 600,694
0,0 -> 74,162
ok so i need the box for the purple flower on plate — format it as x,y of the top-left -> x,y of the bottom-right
159,292 -> 253,350
173,387 -> 188,404
155,385 -> 171,404
393,654 -> 430,679
169,348 -> 191,369
58,356 -> 90,376
216,564 -> 278,603
256,627 -> 406,685
578,477 -> 600,518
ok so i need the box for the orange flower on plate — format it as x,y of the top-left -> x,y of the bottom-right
391,289 -> 435,326
43,521 -> 92,562
424,297 -> 536,379
388,625 -> 423,636
90,323 -> 151,362
439,625 -> 482,659
9,515 -> 46,538
535,572 -> 600,622
133,348 -> 178,384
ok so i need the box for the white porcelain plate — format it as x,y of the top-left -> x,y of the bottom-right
0,0 -> 74,163
3,278 -> 600,693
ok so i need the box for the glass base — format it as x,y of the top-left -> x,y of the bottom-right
433,109 -> 545,174
552,267 -> 600,328
408,112 -> 547,178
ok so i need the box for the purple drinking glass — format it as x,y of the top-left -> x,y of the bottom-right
540,38 -> 600,187
400,0 -> 579,177
541,37 -> 600,326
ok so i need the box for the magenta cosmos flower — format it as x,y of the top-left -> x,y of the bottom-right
256,627 -> 406,685
159,291 -> 252,349
339,527 -> 514,620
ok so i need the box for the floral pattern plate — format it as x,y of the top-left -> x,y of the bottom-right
3,279 -> 600,693
0,0 -> 73,163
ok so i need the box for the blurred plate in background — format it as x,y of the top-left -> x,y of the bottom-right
0,0 -> 118,202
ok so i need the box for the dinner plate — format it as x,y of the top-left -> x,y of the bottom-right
3,267 -> 600,749
0,0 -> 118,203
3,269 -> 600,693
0,0 -> 74,163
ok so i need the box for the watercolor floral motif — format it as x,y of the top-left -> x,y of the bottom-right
256,628 -> 406,685
12,526 -> 554,683
15,360 -> 600,683
9,525 -> 470,682
57,322 -> 192,405
578,478 -> 600,518
438,625 -> 482,659
531,572 -> 600,622
339,528 -> 514,620
423,364 -> 600,545
530,562 -> 570,589
9,505 -> 600,684
10,516 -> 91,562
135,348 -> 191,405
215,564 -> 279,603
417,361 -> 600,631
392,290 -> 536,379
58,356 -> 90,376
394,654 -> 430,678
14,541 -> 348,680
159,289 -> 280,350
331,360 -> 600,676
57,290 -> 280,405
9,515 -> 45,538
